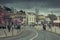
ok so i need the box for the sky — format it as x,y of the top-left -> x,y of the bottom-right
0,0 -> 60,16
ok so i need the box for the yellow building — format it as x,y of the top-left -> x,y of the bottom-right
38,15 -> 45,20
37,15 -> 45,24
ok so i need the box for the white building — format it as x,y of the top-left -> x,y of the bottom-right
26,12 -> 36,25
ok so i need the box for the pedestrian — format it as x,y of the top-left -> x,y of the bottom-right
4,15 -> 12,32
48,22 -> 51,29
15,18 -> 21,29
7,18 -> 12,32
15,18 -> 22,33
41,20 -> 47,30
43,24 -> 46,30
7,24 -> 11,32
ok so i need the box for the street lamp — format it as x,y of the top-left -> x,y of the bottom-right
35,8 -> 39,24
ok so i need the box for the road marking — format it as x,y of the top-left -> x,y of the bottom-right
30,31 -> 38,40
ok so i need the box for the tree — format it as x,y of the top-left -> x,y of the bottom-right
48,14 -> 57,26
48,14 -> 57,20
19,10 -> 25,13
4,6 -> 11,11
19,10 -> 24,13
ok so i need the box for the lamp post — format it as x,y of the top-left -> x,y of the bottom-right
35,8 -> 39,25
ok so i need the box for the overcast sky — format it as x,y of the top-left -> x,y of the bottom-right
0,0 -> 60,16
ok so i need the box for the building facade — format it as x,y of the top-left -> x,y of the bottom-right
37,15 -> 45,24
10,10 -> 26,25
26,12 -> 36,25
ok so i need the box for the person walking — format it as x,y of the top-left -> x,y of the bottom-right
15,18 -> 21,29
7,18 -> 12,32
48,22 -> 52,29
15,18 -> 22,33
41,20 -> 47,30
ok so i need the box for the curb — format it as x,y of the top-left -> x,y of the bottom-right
46,30 -> 60,36
0,29 -> 25,38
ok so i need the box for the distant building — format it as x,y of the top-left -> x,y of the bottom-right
26,12 -> 36,25
0,6 -> 12,28
0,8 -> 4,25
37,15 -> 45,24
38,15 -> 45,20
45,16 -> 51,23
11,10 -> 26,25
53,16 -> 60,26
10,7 -> 17,14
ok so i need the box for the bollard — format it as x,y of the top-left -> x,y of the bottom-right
4,30 -> 7,37
55,27 -> 56,33
12,27 -> 13,36
51,27 -> 52,32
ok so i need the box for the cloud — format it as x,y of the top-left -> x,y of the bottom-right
1,0 -> 60,16
0,0 -> 60,8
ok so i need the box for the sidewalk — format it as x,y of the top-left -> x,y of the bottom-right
0,26 -> 25,38
0,29 -> 6,37
34,25 -> 60,34
46,26 -> 60,34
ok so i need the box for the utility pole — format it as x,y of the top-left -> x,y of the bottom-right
35,8 -> 39,24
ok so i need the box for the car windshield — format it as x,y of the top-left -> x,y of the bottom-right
0,0 -> 60,40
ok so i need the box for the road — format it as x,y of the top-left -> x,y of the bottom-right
0,30 -> 36,40
0,26 -> 37,40
0,26 -> 60,40
33,30 -> 60,40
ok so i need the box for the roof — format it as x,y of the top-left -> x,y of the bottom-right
53,20 -> 60,23
17,11 -> 26,15
0,7 -> 11,14
27,12 -> 36,15
38,15 -> 45,16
